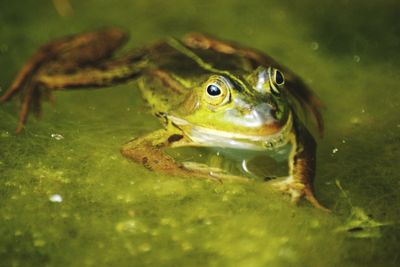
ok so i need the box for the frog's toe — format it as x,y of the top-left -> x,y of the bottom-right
270,176 -> 330,211
270,176 -> 306,204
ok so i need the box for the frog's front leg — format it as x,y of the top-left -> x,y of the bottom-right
272,125 -> 329,211
120,129 -> 248,182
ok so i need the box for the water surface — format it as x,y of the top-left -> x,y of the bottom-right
1,0 -> 399,266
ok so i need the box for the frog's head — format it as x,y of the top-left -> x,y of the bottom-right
171,66 -> 293,149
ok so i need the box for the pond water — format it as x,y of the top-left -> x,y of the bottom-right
0,0 -> 399,266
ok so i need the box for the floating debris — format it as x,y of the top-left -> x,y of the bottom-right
332,148 -> 339,154
353,55 -> 361,63
310,42 -> 319,51
335,180 -> 392,238
335,207 -> 391,238
51,133 -> 64,140
1,130 -> 10,138
49,194 -> 63,203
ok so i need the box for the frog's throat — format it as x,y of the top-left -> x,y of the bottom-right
168,112 -> 293,151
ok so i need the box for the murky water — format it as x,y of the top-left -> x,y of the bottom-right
1,0 -> 399,266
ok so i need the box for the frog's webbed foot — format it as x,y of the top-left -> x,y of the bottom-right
271,176 -> 330,212
272,127 -> 330,211
1,28 -> 146,133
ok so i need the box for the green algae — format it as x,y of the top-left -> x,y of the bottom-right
0,0 -> 399,266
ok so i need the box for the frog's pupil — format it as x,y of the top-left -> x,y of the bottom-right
207,84 -> 221,96
275,70 -> 284,85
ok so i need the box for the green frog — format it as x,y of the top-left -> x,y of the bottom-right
1,28 -> 328,210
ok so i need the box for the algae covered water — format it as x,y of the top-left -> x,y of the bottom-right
1,0 -> 399,266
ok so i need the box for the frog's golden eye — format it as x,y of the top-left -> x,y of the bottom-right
204,76 -> 231,106
268,67 -> 285,96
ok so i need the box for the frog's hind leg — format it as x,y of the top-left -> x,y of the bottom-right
1,28 -> 149,133
1,28 -> 128,102
121,129 -> 249,183
183,32 -> 281,69
6,58 -> 146,133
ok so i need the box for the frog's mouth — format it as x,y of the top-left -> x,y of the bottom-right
168,112 -> 293,151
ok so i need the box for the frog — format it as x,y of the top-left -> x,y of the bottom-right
0,28 -> 328,210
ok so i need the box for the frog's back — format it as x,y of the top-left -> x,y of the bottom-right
138,41 -> 254,114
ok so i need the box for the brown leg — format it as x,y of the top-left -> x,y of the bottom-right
121,129 -> 249,182
6,59 -> 146,134
147,69 -> 186,94
1,28 -> 128,103
1,28 -> 139,133
183,32 -> 281,68
0,49 -> 48,103
272,124 -> 329,211
16,83 -> 37,133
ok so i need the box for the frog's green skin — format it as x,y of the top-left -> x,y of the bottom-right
1,28 -> 328,210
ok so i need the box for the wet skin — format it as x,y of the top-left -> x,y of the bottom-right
0,28 -> 328,210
